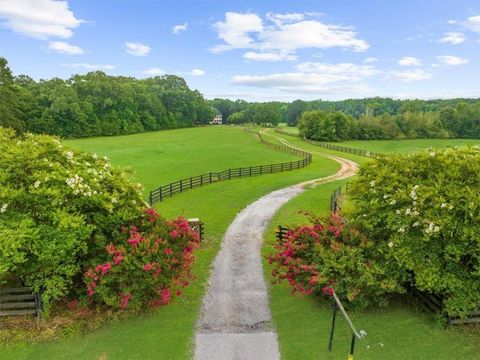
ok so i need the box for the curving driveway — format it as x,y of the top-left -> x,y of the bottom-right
194,145 -> 358,360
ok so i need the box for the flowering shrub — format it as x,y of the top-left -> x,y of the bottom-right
349,147 -> 480,316
84,210 -> 199,310
269,214 -> 403,309
0,127 -> 147,311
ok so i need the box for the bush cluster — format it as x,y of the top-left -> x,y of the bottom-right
269,214 -> 403,309
271,148 -> 480,317
84,211 -> 200,310
0,127 -> 199,313
348,147 -> 480,316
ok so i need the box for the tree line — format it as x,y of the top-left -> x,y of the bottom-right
1,57 -> 215,138
298,104 -> 480,141
2,55 -> 479,140
210,97 -> 480,140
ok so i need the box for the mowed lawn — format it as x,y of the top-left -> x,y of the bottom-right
64,126 -> 300,195
261,132 -> 480,360
3,126 -> 340,360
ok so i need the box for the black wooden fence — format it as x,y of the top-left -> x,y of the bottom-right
0,287 -> 42,320
303,139 -> 382,158
273,128 -> 382,158
409,287 -> 480,325
148,130 -> 312,204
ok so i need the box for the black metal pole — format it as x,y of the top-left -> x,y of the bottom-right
349,332 -> 356,360
328,301 -> 338,352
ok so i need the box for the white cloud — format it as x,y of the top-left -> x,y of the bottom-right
364,57 -> 379,63
48,41 -> 83,55
172,22 -> 188,34
187,68 -> 205,76
232,72 -> 370,94
398,56 -> 422,66
296,62 -> 380,78
436,55 -> 469,66
125,42 -> 151,56
143,67 -> 165,76
61,63 -> 115,71
385,69 -> 432,82
231,61 -> 378,93
438,32 -> 465,45
265,12 -> 305,26
243,51 -> 296,61
212,12 -> 369,60
212,12 -> 264,52
465,15 -> 480,32
0,0 -> 83,39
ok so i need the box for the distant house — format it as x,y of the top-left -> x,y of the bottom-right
211,113 -> 222,125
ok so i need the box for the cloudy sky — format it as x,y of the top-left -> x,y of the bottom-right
1,0 -> 479,101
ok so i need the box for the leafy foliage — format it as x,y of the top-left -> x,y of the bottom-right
349,147 -> 480,316
0,127 -> 147,311
269,214 -> 403,308
84,211 -> 200,310
0,57 -> 214,137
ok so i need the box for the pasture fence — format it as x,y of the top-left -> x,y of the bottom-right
148,129 -> 312,204
0,287 -> 42,321
273,128 -> 383,158
303,139 -> 382,158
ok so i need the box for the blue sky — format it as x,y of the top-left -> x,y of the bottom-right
1,0 -> 479,101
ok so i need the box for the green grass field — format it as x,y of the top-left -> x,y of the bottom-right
339,138 -> 480,154
4,126 -> 479,360
277,125 -> 480,153
64,126 -> 299,195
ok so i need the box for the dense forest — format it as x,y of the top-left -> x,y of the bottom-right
297,104 -> 480,141
210,97 -> 480,140
0,57 -> 215,138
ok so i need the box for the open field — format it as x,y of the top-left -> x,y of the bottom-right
3,126 -> 340,360
338,138 -> 480,154
276,125 -> 480,154
64,126 -> 299,195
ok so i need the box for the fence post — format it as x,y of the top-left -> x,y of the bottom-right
229,168 -> 231,179
209,172 -> 212,183
149,192 -> 153,206
190,177 -> 193,189
250,167 -> 252,176
328,301 -> 338,352
159,189 -> 163,202
169,183 -> 173,197
180,180 -> 183,193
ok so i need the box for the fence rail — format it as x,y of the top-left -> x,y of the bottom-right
148,129 -> 312,204
304,139 -> 382,158
274,128 -> 382,158
410,287 -> 480,325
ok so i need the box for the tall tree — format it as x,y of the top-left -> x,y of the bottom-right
0,57 -> 24,132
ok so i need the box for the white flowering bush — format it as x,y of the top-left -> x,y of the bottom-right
349,147 -> 480,317
0,127 -> 146,311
